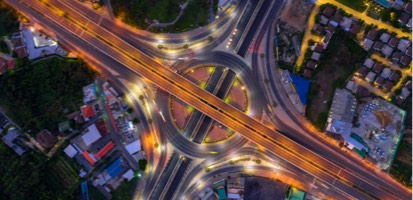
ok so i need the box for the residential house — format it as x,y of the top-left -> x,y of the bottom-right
388,37 -> 400,48
392,52 -> 403,62
393,0 -> 405,10
323,6 -> 335,18
372,63 -> 384,73
375,76 -> 385,86
362,38 -> 374,50
0,58 -> 8,74
303,69 -> 313,78
381,68 -> 392,79
363,58 -> 375,68
373,41 -> 384,51
67,111 -> 85,124
325,25 -> 335,34
389,72 -> 401,83
366,72 -> 376,82
355,85 -> 372,97
405,46 -> 412,56
319,15 -> 329,25
36,129 -> 58,148
400,55 -> 412,66
322,32 -> 333,48
356,67 -> 368,78
383,80 -> 394,91
381,44 -> 393,57
379,33 -> 390,43
340,17 -> 353,31
349,24 -> 361,35
311,52 -> 321,61
407,18 -> 412,29
329,11 -> 343,27
405,80 -> 412,90
314,24 -> 325,35
306,60 -> 318,70
397,39 -> 410,52
404,2 -> 412,14
81,105 -> 95,121
375,0 -> 392,8
398,13 -> 410,25
311,43 -> 324,53
366,29 -> 379,40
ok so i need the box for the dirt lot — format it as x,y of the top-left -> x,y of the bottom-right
279,0 -> 313,31
306,31 -> 367,130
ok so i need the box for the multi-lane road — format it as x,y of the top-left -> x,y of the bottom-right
7,0 -> 411,199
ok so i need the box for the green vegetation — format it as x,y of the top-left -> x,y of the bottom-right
390,130 -> 412,187
112,177 -> 139,200
306,30 -> 367,130
111,0 -> 216,33
0,57 -> 97,133
132,117 -> 140,124
0,39 -> 9,54
88,183 -> 106,200
0,142 -> 81,199
0,1 -> 20,36
334,0 -> 367,12
138,158 -> 148,171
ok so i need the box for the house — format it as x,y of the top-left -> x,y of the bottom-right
381,68 -> 392,79
405,80 -> 412,90
15,46 -> 28,58
400,55 -> 412,66
366,72 -> 376,82
322,32 -> 333,47
381,44 -> 394,57
356,67 -> 368,78
0,57 -> 8,74
382,80 -> 394,91
395,95 -> 406,105
2,128 -> 26,155
36,129 -> 58,148
397,39 -> 410,52
398,13 -> 410,25
311,52 -> 321,61
306,60 -> 318,70
389,72 -> 401,82
366,29 -> 379,40
329,11 -> 343,27
58,121 -> 72,133
323,6 -> 335,18
355,85 -> 372,97
362,38 -> 374,50
328,89 -> 358,123
349,24 -> 361,35
392,52 -> 403,62
340,17 -> 353,31
405,46 -> 412,56
379,33 -> 390,43
375,76 -> 385,86
311,43 -> 324,53
303,69 -> 313,78
404,2 -> 412,14
364,58 -> 375,68
407,18 -> 412,28
373,41 -> 384,51
325,25 -> 335,34
393,0 -> 405,10
388,37 -> 400,48
314,24 -> 325,34
81,105 -> 95,120
372,63 -> 384,73
67,111 -> 84,124
319,15 -> 329,25
81,124 -> 102,146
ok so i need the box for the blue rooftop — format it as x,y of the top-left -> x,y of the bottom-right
289,73 -> 310,105
105,158 -> 125,178
375,0 -> 392,8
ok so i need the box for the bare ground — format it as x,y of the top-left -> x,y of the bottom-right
279,0 -> 313,31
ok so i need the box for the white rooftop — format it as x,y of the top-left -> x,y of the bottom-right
125,139 -> 141,155
122,169 -> 134,181
81,124 -> 102,146
64,144 -> 78,158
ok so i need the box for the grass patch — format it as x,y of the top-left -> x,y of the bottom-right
0,57 -> 97,134
390,134 -> 412,187
335,0 -> 367,12
111,0 -> 216,33
306,30 -> 367,130
89,183 -> 107,200
112,178 -> 139,200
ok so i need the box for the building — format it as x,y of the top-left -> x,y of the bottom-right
2,127 -> 26,155
373,41 -> 384,51
383,80 -> 394,91
375,0 -> 392,8
67,111 -> 85,124
311,43 -> 324,53
392,51 -> 403,62
388,37 -> 400,48
379,32 -> 390,43
328,89 -> 357,123
372,63 -> 384,73
303,69 -> 313,79
322,6 -> 335,18
349,24 -> 361,35
366,72 -> 376,83
36,129 -> 58,148
362,38 -> 374,50
375,76 -> 385,86
81,124 -> 102,146
64,144 -> 79,158
366,29 -> 379,40
311,52 -> 321,61
400,55 -> 412,66
125,139 -> 142,155
381,68 -> 392,79
397,39 -> 410,52
339,17 -> 353,31
81,105 -> 95,120
363,58 -> 375,68
381,44 -> 394,57
389,71 -> 401,83
286,187 -> 306,200
356,67 -> 368,78
306,60 -> 317,70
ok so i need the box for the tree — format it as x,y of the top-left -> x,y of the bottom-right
183,44 -> 189,49
138,95 -> 144,101
147,118 -> 153,123
126,107 -> 133,114
138,159 -> 147,171
132,118 -> 140,124
208,36 -> 213,42
157,44 -> 163,49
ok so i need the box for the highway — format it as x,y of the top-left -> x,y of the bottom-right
9,0 -> 411,199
